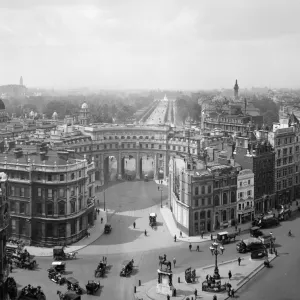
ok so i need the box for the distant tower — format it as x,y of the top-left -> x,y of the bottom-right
234,79 -> 239,100
20,76 -> 23,86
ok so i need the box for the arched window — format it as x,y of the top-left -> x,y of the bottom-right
222,210 -> 227,222
231,208 -> 235,219
109,136 -> 112,140
201,186 -> 205,194
195,187 -> 199,195
145,136 -> 149,139
139,136 -> 143,139
223,193 -> 228,205
214,195 -> 220,206
151,136 -> 155,139
200,211 -> 206,219
121,136 -> 125,139
103,137 -> 107,140
194,212 -> 198,220
127,136 -> 131,139
133,136 -> 137,139
231,191 -> 236,203
58,201 -> 65,215
115,136 -> 119,139
208,185 -> 212,193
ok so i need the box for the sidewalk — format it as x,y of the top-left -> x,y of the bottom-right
25,208 -> 110,257
134,254 -> 276,300
160,200 -> 300,243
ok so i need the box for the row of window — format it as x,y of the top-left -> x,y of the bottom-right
238,201 -> 253,211
214,192 -> 236,206
276,166 -> 294,178
238,190 -> 252,198
214,178 -> 236,188
194,210 -> 212,220
37,186 -> 84,199
194,198 -> 212,207
276,137 -> 294,146
276,156 -> 293,166
277,147 -> 294,157
194,185 -> 212,195
36,201 -> 79,215
276,178 -> 293,191
10,186 -> 30,198
10,171 -> 83,182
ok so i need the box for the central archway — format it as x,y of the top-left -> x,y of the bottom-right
123,155 -> 136,180
140,154 -> 154,180
104,155 -> 118,182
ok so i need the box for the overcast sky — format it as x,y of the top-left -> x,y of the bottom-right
1,0 -> 300,90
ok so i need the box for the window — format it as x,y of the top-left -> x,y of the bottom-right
277,138 -> 281,146
59,188 -> 65,198
11,172 -> 15,179
289,147 -> 293,154
10,186 -> 15,196
201,186 -> 205,194
284,138 -> 287,144
20,173 -> 25,180
296,146 -> 299,152
231,192 -> 236,203
247,190 -> 252,196
239,192 -> 243,198
11,219 -> 17,234
283,179 -> 287,189
58,202 -> 65,215
214,195 -> 220,206
58,224 -> 66,238
47,202 -> 54,215
159,145 -> 162,149
79,171 -> 82,177
277,181 -> 281,191
289,167 -> 293,174
151,144 -> 154,149
195,187 -> 199,195
194,212 -> 198,220
70,201 -> 76,213
71,187 -> 75,196
288,177 -> 293,186
202,198 -> 205,206
283,148 -> 287,156
71,220 -> 76,235
10,201 -> 15,212
48,189 -> 53,199
89,187 -> 92,198
289,156 -> 293,163
207,210 -> 211,218
37,173 -> 42,180
78,197 -> 82,210
195,199 -> 198,207
79,217 -> 83,231
277,159 -> 281,167
283,168 -> 287,176
200,211 -> 206,219
277,150 -> 281,157
277,170 -> 281,178
283,158 -> 287,165
36,203 -> 42,214
223,193 -> 228,205
146,144 -> 148,148
248,180 -> 250,184
19,202 -> 25,214
60,174 -> 64,181
47,174 -> 52,181
71,173 -> 75,180
208,186 -> 211,193
37,188 -> 42,197
20,187 -> 25,197
173,146 -> 175,150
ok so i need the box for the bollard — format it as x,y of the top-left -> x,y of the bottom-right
139,280 -> 141,286
134,286 -> 136,293
178,277 -> 180,283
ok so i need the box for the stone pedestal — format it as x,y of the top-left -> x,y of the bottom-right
156,269 -> 174,296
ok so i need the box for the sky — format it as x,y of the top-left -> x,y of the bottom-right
1,0 -> 300,90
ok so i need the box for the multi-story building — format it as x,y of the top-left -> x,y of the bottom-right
208,163 -> 238,230
236,169 -> 255,223
233,131 -> 275,214
0,145 -> 95,246
0,172 -> 9,300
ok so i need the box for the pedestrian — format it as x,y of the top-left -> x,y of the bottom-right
213,295 -> 217,300
238,257 -> 241,266
235,224 -> 237,231
97,209 -> 100,215
167,294 -> 170,300
228,270 -> 232,280
189,243 -> 192,251
201,231 -> 204,239
173,258 -> 176,268
206,274 -> 209,281
228,289 -> 231,298
231,288 -> 235,298
180,231 -> 182,238
144,230 -> 147,236
210,234 -> 213,240
133,222 -> 136,229
101,217 -> 103,224
274,249 -> 278,256
238,228 -> 241,235
174,235 -> 177,242
196,245 -> 200,252
194,288 -> 197,297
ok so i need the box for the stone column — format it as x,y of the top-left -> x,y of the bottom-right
154,154 -> 157,180
118,151 -> 122,180
163,154 -> 167,181
136,152 -> 140,179
100,154 -> 104,186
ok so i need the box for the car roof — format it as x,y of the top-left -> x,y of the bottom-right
251,226 -> 261,230
52,261 -> 65,265
218,231 -> 228,235
67,277 -> 79,284
54,246 -> 64,250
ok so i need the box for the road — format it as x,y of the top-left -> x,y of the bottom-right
146,99 -> 168,125
238,211 -> 300,300
12,181 -> 300,300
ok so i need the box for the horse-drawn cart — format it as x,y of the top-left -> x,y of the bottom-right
86,280 -> 101,295
94,260 -> 106,277
120,260 -> 134,277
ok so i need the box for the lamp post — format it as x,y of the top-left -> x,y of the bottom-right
158,183 -> 163,208
103,188 -> 106,211
209,242 -> 225,279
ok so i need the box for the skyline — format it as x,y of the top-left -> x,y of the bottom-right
1,0 -> 300,90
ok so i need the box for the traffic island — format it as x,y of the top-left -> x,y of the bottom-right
134,254 -> 276,300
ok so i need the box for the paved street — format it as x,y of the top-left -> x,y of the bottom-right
146,99 -> 168,125
12,181 -> 300,300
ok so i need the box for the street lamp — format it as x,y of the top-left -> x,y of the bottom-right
103,188 -> 106,211
158,183 -> 163,208
209,242 -> 225,279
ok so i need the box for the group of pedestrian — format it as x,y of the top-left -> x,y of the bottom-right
96,208 -> 100,215
102,256 -> 107,263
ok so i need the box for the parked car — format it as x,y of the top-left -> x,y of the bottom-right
236,238 -> 265,253
104,224 -> 112,234
216,231 -> 238,244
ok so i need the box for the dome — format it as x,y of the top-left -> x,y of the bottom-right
29,111 -> 35,116
81,102 -> 88,109
0,99 -> 5,110
52,111 -> 58,117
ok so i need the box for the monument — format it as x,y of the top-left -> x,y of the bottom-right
157,255 -> 174,295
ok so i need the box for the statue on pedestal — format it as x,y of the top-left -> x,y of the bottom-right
156,254 -> 174,296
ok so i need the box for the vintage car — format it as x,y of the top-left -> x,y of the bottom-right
104,224 -> 112,234
53,246 -> 66,260
251,249 -> 268,259
236,238 -> 265,253
48,268 -> 66,285
18,285 -> 46,300
149,213 -> 157,226
216,231 -> 237,244
120,260 -> 133,277
6,243 -> 20,257
250,226 -> 264,238
86,280 -> 101,295
95,260 -> 106,277
202,280 -> 228,293
278,208 -> 291,221
57,291 -> 81,300
258,234 -> 276,247
50,261 -> 66,274
253,214 -> 279,228
66,277 -> 83,295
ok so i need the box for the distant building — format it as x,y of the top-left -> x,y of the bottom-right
78,102 -> 91,126
234,79 -> 239,100
20,76 -> 23,86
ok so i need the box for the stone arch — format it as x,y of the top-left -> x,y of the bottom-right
223,192 -> 228,205
214,195 -> 220,206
